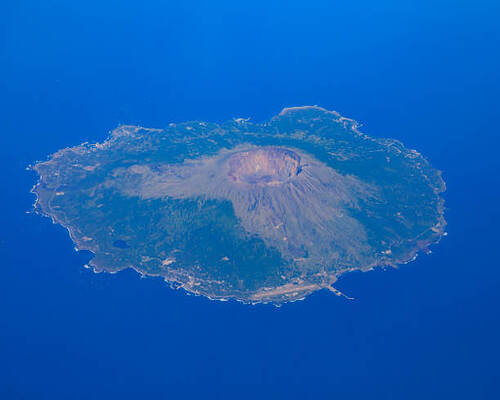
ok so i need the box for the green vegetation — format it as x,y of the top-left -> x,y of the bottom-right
33,106 -> 446,304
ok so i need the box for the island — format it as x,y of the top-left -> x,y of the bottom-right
32,106 -> 446,304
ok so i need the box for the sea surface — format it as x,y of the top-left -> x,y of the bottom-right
1,1 -> 499,399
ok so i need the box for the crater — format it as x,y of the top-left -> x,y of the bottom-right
227,147 -> 301,186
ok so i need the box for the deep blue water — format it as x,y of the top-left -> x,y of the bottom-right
1,1 -> 499,398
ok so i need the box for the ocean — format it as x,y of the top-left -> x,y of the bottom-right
1,0 -> 499,398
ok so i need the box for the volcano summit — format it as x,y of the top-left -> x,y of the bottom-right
227,148 -> 301,186
32,106 -> 446,304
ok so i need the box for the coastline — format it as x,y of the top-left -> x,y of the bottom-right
29,106 -> 447,306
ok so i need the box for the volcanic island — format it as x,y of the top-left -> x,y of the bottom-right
32,106 -> 446,304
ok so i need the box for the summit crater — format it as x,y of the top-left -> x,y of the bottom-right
227,147 -> 301,186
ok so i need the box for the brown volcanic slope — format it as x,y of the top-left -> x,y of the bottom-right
109,144 -> 378,273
